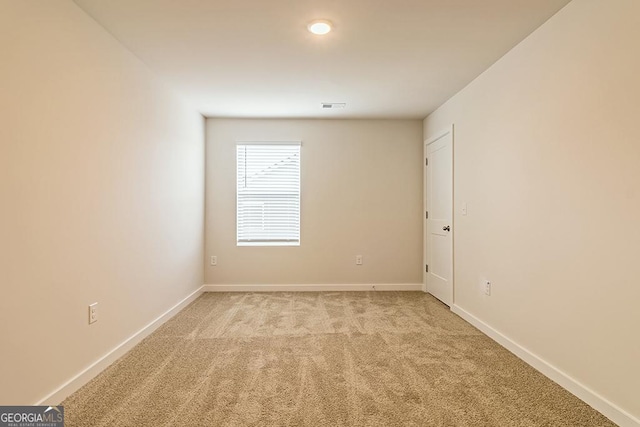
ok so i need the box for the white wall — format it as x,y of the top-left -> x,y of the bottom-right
206,119 -> 423,285
0,1 -> 204,404
424,0 -> 640,422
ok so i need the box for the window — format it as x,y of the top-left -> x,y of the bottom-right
236,142 -> 301,246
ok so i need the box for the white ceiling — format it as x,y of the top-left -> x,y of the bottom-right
74,0 -> 571,119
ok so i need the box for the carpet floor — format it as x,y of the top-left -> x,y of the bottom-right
62,292 -> 615,426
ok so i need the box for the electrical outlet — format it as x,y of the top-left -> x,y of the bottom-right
210,256 -> 217,266
88,303 -> 98,324
484,280 -> 491,296
356,255 -> 363,265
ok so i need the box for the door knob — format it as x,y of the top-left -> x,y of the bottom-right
443,225 -> 450,232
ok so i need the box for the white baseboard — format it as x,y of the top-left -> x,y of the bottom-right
36,285 -> 205,406
451,305 -> 639,427
202,283 -> 423,292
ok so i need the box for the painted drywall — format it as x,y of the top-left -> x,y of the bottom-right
205,119 -> 423,285
0,1 -> 204,404
424,0 -> 640,421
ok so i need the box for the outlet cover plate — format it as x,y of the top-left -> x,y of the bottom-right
89,303 -> 98,324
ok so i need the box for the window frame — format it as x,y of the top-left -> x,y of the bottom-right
235,141 -> 301,247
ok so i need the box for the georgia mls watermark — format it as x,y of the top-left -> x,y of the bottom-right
0,406 -> 64,427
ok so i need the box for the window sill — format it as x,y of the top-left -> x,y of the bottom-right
237,242 -> 300,247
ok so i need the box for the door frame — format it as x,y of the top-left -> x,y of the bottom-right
423,124 -> 454,306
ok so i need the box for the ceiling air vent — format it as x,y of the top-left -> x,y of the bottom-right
321,102 -> 346,109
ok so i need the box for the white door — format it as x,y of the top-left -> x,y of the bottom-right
425,127 -> 453,306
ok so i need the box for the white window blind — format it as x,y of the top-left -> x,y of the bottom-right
236,142 -> 301,246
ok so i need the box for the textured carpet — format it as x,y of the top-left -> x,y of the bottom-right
62,292 -> 615,426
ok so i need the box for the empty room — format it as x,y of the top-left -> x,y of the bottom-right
1,0 -> 638,426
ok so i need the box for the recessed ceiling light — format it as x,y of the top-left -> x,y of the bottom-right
308,20 -> 332,35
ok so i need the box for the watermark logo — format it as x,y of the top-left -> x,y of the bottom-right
0,406 -> 64,427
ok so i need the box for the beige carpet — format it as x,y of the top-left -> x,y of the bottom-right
63,292 -> 615,426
